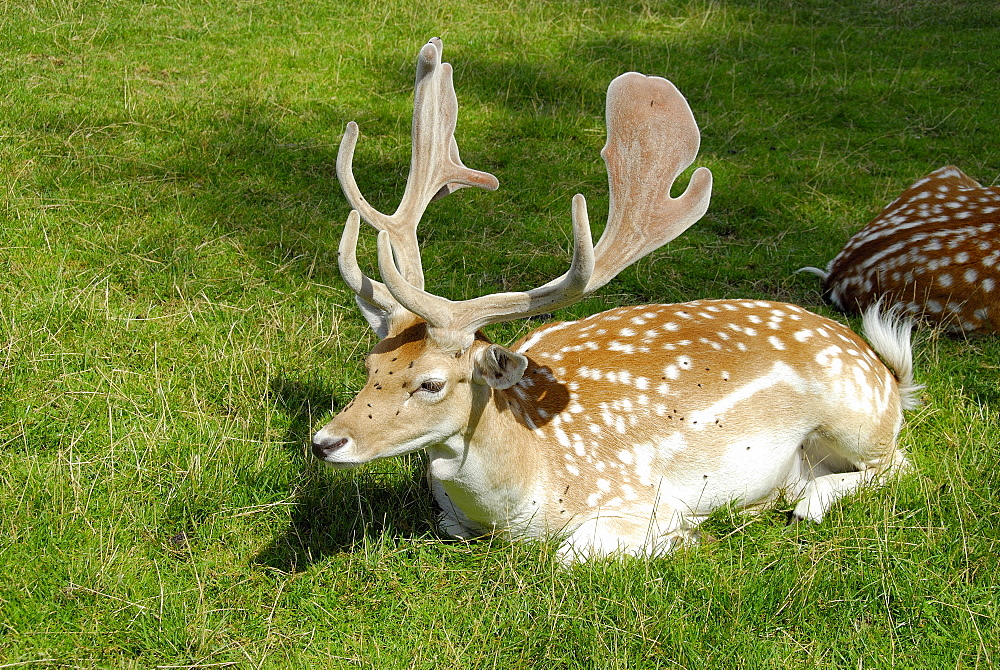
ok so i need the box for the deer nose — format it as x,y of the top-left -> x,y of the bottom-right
311,433 -> 349,460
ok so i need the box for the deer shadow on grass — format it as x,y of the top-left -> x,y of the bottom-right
254,373 -> 439,573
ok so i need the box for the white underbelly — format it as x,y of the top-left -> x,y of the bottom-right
653,427 -> 812,516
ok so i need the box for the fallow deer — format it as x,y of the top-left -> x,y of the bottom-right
799,165 -> 1000,334
312,38 -> 920,561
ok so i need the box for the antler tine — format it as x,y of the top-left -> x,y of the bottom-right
376,195 -> 595,348
339,210 -> 398,313
336,37 -> 500,290
585,72 -> 713,292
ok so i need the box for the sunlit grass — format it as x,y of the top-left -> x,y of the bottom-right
1,0 -> 999,667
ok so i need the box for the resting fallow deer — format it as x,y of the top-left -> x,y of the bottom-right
799,165 -> 1000,334
311,38 -> 920,561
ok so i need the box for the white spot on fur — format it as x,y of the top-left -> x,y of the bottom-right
609,341 -> 636,354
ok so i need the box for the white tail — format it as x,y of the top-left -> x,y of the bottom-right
860,303 -> 922,410
801,165 -> 1000,334
313,38 -> 915,562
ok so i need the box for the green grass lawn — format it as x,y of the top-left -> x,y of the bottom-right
2,0 -> 999,667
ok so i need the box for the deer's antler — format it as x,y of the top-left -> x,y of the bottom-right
337,37 -> 499,291
375,194 -> 595,348
589,73 -> 713,291
366,72 -> 712,346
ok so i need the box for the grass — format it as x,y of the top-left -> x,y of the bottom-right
1,0 -> 999,667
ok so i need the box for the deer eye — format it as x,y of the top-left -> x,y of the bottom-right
418,379 -> 445,394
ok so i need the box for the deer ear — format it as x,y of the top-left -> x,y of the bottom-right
355,296 -> 391,339
473,344 -> 528,390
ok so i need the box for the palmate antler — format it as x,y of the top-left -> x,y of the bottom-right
339,39 -> 713,348
592,73 -> 713,289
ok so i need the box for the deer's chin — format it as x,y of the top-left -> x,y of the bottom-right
318,441 -> 429,469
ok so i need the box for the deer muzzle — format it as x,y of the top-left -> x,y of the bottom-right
311,431 -> 351,462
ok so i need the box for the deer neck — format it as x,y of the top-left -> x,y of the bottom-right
425,364 -> 555,533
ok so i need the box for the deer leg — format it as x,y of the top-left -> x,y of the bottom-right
791,450 -> 909,523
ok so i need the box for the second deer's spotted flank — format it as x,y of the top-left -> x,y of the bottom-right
801,165 -> 1000,334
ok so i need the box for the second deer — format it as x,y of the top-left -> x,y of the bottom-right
312,38 -> 920,562
799,165 -> 1000,334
